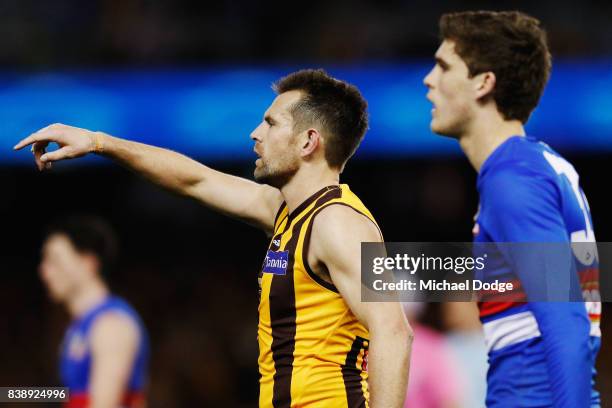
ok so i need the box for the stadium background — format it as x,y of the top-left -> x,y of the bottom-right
1,1 -> 611,406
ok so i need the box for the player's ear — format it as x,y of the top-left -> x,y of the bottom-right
474,71 -> 496,100
301,128 -> 320,157
80,252 -> 101,278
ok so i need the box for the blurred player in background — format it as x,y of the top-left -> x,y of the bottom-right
17,69 -> 412,408
40,216 -> 149,408
441,302 -> 488,408
424,11 -> 600,407
402,302 -> 463,408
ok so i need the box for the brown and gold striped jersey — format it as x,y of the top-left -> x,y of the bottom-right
258,184 -> 380,408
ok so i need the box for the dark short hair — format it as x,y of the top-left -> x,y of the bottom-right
44,215 -> 118,277
273,69 -> 368,170
439,11 -> 552,123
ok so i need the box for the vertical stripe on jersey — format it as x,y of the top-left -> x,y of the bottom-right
342,336 -> 368,408
270,186 -> 341,407
273,202 -> 288,229
301,202 -> 382,294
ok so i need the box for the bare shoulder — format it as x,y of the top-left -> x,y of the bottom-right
307,204 -> 383,307
311,204 -> 382,251
90,312 -> 139,349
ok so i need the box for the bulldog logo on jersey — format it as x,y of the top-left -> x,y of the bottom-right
262,250 -> 289,275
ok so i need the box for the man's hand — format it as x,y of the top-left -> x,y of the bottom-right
14,123 -> 98,170
14,122 -> 283,233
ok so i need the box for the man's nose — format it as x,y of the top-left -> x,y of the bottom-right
251,123 -> 263,141
423,68 -> 435,88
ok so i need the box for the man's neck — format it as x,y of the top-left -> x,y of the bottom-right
280,165 -> 340,214
66,279 -> 109,319
458,112 -> 526,173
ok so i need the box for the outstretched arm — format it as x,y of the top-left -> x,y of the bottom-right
309,205 -> 413,408
14,124 -> 283,233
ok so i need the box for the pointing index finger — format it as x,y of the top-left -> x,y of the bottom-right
14,127 -> 59,150
13,134 -> 40,151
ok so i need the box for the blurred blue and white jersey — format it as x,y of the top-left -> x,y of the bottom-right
473,135 -> 600,407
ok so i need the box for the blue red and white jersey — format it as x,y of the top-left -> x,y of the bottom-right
474,135 -> 601,407
60,296 -> 149,408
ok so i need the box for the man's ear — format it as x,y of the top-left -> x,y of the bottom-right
475,71 -> 496,100
301,128 -> 321,157
81,252 -> 101,278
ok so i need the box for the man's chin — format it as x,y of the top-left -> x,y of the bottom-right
430,121 -> 460,140
254,168 -> 277,187
253,166 -> 268,183
254,167 -> 295,189
255,174 -> 284,189
47,290 -> 64,303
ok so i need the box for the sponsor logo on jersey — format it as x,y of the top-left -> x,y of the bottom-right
262,250 -> 289,275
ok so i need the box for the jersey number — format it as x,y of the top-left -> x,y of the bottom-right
543,151 -> 600,321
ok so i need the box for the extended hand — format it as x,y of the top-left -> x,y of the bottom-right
14,123 -> 100,171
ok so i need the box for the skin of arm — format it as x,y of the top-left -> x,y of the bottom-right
14,124 -> 283,233
88,312 -> 140,408
308,205 -> 413,408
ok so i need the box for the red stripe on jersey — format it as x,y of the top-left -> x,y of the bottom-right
478,267 -> 600,319
478,279 -> 526,303
66,392 -> 145,408
579,267 -> 598,281
478,301 -> 526,318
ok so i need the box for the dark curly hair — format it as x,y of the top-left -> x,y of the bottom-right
273,69 -> 368,170
440,11 -> 552,123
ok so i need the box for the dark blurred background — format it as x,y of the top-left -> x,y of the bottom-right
0,0 -> 611,67
1,1 -> 611,407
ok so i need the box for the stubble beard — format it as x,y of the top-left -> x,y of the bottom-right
254,157 -> 300,189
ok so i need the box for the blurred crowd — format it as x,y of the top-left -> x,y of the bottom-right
0,0 -> 610,68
